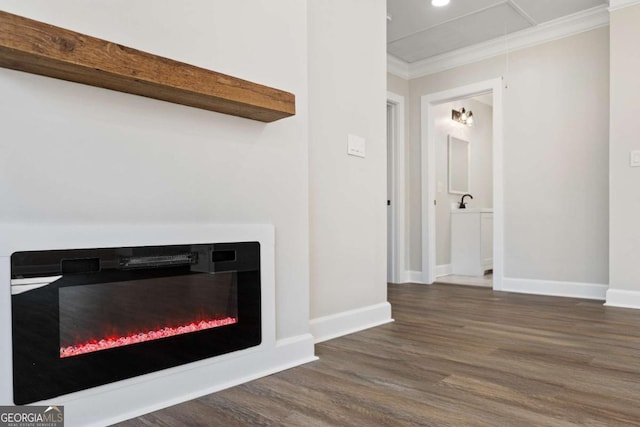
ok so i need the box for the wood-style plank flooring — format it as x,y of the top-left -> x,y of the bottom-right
116,283 -> 640,426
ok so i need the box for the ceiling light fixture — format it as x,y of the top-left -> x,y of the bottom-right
431,0 -> 450,6
452,108 -> 473,126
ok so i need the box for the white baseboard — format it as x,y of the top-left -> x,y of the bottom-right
57,334 -> 316,427
310,302 -> 394,343
390,269 -> 411,284
436,264 -> 452,277
502,277 -> 607,301
605,288 -> 640,309
407,270 -> 426,284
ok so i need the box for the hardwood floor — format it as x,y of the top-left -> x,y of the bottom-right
115,284 -> 640,426
435,274 -> 493,288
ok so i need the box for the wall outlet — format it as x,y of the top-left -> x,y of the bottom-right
347,134 -> 366,158
631,150 -> 640,167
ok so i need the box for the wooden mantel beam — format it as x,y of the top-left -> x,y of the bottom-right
0,10 -> 295,122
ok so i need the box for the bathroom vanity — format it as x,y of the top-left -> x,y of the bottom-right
451,208 -> 493,276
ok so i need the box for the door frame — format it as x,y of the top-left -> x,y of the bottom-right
387,91 -> 406,284
420,78 -> 504,290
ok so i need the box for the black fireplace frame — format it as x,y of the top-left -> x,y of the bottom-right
11,242 -> 261,405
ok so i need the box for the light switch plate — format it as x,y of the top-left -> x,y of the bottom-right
347,134 -> 366,158
631,150 -> 640,167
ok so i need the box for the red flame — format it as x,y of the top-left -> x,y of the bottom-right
60,317 -> 238,358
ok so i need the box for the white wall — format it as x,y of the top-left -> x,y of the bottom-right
0,0 -> 310,344
407,27 -> 610,286
388,73 -> 410,98
608,4 -> 640,307
309,0 -> 391,335
435,99 -> 493,267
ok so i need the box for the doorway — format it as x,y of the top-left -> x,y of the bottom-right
433,95 -> 494,287
420,78 -> 504,290
386,92 -> 406,284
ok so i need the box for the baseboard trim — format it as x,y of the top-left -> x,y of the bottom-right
605,289 -> 640,309
62,334 -> 316,427
502,277 -> 607,301
407,270 -> 426,284
310,302 -> 394,343
436,264 -> 452,277
390,269 -> 412,284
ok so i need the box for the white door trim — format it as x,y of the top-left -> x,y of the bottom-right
420,78 -> 504,290
387,91 -> 407,284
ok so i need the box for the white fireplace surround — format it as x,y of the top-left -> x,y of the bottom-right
0,223 -> 316,426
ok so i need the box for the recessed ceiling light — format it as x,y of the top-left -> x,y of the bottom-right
432,0 -> 450,6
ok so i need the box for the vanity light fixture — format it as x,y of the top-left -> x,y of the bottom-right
452,108 -> 474,126
432,0 -> 450,6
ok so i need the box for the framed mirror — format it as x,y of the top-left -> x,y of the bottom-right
448,135 -> 470,194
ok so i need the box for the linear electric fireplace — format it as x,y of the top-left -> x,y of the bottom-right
10,242 -> 261,405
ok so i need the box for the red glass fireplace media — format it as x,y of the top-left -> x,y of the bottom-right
11,242 -> 262,405
60,317 -> 238,358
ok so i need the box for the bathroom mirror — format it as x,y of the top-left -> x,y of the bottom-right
448,135 -> 470,194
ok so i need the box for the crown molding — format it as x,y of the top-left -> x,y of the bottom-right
387,54 -> 410,80
404,4 -> 609,79
609,0 -> 640,11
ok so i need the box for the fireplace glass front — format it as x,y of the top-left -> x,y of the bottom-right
11,242 -> 261,405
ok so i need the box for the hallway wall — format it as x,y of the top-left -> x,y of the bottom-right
406,28 -> 610,286
309,0 -> 391,337
608,4 -> 640,307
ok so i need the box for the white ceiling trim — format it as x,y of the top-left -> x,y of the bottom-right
387,4 -> 609,80
409,4 -> 608,79
609,0 -> 640,11
387,54 -> 410,80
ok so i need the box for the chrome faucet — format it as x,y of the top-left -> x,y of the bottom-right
459,194 -> 473,209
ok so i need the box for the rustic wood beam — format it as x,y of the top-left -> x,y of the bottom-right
0,10 -> 295,122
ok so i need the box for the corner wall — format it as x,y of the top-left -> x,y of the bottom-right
607,4 -> 640,308
309,0 -> 392,341
388,73 -> 410,98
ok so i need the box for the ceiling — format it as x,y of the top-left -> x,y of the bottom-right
387,0 -> 609,63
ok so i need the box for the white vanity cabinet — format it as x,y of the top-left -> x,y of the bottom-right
451,208 -> 493,276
